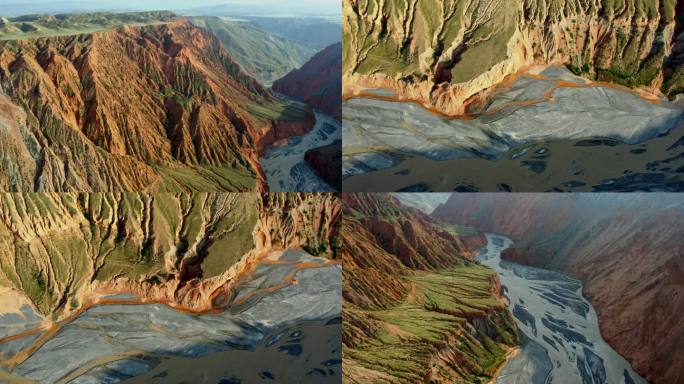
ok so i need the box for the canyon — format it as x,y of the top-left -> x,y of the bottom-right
479,234 -> 647,384
342,0 -> 684,192
261,42 -> 343,191
0,192 -> 341,382
343,0 -> 683,116
342,193 -> 518,383
274,42 -> 343,121
259,112 -> 341,192
432,193 -> 684,384
0,13 -> 320,192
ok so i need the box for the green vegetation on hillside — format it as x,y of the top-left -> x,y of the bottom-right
345,0 -> 683,99
0,193 -> 262,315
247,99 -> 311,122
0,11 -> 176,40
190,16 -> 316,84
346,264 -> 518,383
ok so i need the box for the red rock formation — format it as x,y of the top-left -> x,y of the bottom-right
433,194 -> 684,384
0,20 -> 315,191
273,42 -> 342,120
256,109 -> 316,153
344,193 -> 474,270
342,193 -> 518,383
460,232 -> 488,254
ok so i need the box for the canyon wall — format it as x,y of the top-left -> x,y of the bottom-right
343,0 -> 683,115
343,193 -> 516,383
305,141 -> 342,191
0,19 -> 314,192
273,42 -> 343,120
0,193 -> 340,320
432,193 -> 684,384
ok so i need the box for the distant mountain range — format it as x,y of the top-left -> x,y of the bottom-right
1,0 -> 341,18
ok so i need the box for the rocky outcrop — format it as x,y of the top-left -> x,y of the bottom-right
0,193 -> 340,319
344,0 -> 683,115
343,193 -> 518,383
256,106 -> 317,152
0,18 -> 315,191
305,141 -> 342,191
273,42 -> 342,120
433,193 -> 684,384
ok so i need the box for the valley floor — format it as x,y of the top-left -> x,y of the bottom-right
343,66 -> 684,192
0,249 -> 341,383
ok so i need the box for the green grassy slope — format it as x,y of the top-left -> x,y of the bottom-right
0,11 -> 176,40
190,16 -> 317,84
344,0 -> 683,100
345,264 -> 518,383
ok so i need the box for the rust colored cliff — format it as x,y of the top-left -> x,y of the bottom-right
433,193 -> 684,384
0,193 -> 341,320
0,20 -> 315,192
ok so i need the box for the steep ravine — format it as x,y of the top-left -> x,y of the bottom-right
344,0 -> 683,116
0,193 -> 341,320
0,19 -> 316,192
432,193 -> 684,384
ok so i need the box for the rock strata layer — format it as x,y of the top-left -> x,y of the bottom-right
344,0 -> 683,115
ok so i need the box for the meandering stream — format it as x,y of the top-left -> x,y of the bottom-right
478,234 -> 646,384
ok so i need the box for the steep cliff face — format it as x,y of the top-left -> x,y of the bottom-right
343,0 -> 683,115
0,19 -> 315,191
343,193 -> 517,383
273,42 -> 343,120
0,193 -> 340,319
305,141 -> 342,191
433,194 -> 684,384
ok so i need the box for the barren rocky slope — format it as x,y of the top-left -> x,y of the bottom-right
0,17 -> 315,192
432,194 -> 684,384
0,192 -> 340,320
343,193 -> 518,383
274,42 -> 343,120
343,0 -> 683,115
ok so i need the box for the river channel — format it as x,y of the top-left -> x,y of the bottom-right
478,234 -> 646,384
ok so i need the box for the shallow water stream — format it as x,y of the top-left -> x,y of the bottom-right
260,111 -> 341,192
0,249 -> 341,383
478,234 -> 646,384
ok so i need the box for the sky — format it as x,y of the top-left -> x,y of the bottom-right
2,0 -> 341,17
